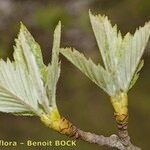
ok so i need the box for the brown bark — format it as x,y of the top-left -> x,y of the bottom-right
114,112 -> 130,146
53,117 -> 141,150
40,110 -> 141,150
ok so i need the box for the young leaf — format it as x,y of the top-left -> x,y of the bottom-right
60,48 -> 116,96
128,60 -> 144,90
13,23 -> 46,75
14,24 -> 50,113
0,60 -> 40,115
117,24 -> 150,91
89,11 -> 122,73
45,22 -> 61,107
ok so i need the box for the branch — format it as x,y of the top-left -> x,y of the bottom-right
40,114 -> 141,150
76,130 -> 140,150
67,122 -> 140,150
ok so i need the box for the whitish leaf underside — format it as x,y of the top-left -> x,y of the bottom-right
46,22 -> 61,107
60,48 -> 115,95
0,22 -> 61,115
61,12 -> 150,96
0,60 -> 39,115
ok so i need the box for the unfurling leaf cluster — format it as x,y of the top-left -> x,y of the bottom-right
61,11 -> 150,97
0,11 -> 149,118
0,22 -> 61,116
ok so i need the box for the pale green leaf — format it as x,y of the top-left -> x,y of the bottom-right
13,23 -> 46,74
118,24 -> 150,91
60,48 -> 116,96
128,60 -> 144,90
14,25 -> 50,113
0,59 -> 41,115
89,11 -> 122,73
46,22 -> 61,107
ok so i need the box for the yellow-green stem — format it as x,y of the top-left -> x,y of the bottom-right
40,108 -> 76,136
111,92 -> 130,146
111,92 -> 128,123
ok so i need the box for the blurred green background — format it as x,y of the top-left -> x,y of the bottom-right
0,0 -> 150,149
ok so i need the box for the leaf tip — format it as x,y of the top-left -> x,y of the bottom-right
55,21 -> 61,33
20,22 -> 27,32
